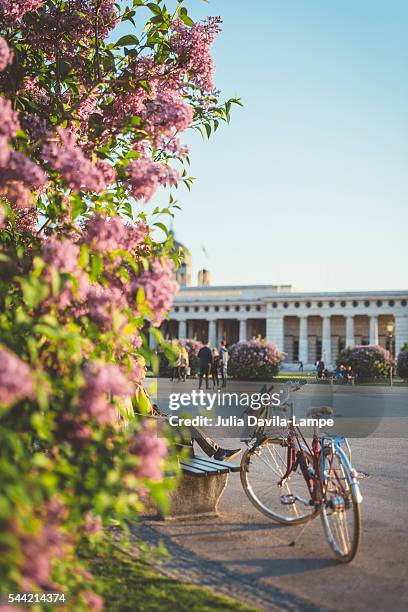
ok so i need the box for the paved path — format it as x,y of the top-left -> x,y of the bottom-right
136,381 -> 408,611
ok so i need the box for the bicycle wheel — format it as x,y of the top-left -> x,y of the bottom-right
240,438 -> 317,525
320,448 -> 361,562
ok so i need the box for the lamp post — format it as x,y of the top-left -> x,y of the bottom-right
386,322 -> 394,387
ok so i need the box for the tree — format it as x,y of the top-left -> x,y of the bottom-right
0,1 -> 240,604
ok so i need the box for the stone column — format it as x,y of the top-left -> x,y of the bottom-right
178,320 -> 187,339
239,319 -> 247,342
208,319 -> 217,346
369,316 -> 379,346
395,316 -> 408,354
266,316 -> 284,352
322,316 -> 332,365
346,316 -> 354,348
299,316 -> 308,363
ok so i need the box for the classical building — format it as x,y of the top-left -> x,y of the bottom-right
161,239 -> 408,366
160,284 -> 408,367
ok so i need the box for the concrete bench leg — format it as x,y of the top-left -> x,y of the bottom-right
144,472 -> 229,520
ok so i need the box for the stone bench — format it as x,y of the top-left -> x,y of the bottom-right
145,455 -> 240,520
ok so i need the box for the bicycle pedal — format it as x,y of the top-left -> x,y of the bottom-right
280,494 -> 296,505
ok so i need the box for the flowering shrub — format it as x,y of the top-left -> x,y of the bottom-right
337,345 -> 391,380
228,339 -> 283,380
396,348 -> 408,380
0,0 -> 239,605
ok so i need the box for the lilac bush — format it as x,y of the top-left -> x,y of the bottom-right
0,0 -> 239,603
337,345 -> 391,380
396,347 -> 408,380
228,339 -> 283,380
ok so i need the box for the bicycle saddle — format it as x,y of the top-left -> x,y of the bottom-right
306,406 -> 334,418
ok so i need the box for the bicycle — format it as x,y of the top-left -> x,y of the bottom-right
240,381 -> 362,562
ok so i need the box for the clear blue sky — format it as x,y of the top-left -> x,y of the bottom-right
133,1 -> 408,291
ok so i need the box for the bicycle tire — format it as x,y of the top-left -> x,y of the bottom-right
320,448 -> 362,562
240,438 -> 317,525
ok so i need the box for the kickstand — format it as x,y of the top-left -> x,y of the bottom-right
288,516 -> 316,547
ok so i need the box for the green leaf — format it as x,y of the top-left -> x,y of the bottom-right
115,34 -> 140,47
90,253 -> 103,279
79,244 -> 89,268
180,14 -> 194,27
153,222 -> 169,236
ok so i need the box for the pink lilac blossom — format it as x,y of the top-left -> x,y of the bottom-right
130,333 -> 143,351
83,512 -> 102,536
41,239 -> 91,312
42,128 -> 108,193
95,159 -> 116,186
13,207 -> 37,233
87,285 -> 126,330
171,17 -> 222,93
124,221 -> 149,253
133,258 -> 179,325
0,136 -> 10,165
0,97 -> 20,139
42,238 -> 80,274
48,270 -> 91,312
129,420 -> 168,481
0,150 -> 46,189
129,356 -> 146,384
0,181 -> 32,209
84,212 -> 126,253
60,0 -> 118,40
0,36 -> 13,71
79,362 -> 134,425
0,0 -> 45,22
20,113 -> 49,141
81,591 -> 104,611
16,499 -> 69,590
23,1 -> 118,73
21,77 -> 49,106
0,347 -> 34,405
126,158 -> 180,202
144,93 -> 193,138
109,88 -> 146,131
84,212 -> 148,255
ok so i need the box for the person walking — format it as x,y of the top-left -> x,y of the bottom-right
179,344 -> 189,382
219,340 -> 229,388
198,340 -> 213,389
211,348 -> 221,388
316,359 -> 325,379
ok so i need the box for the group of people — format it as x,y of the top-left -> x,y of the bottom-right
171,340 -> 230,388
197,340 -> 229,389
334,364 -> 354,383
316,359 -> 354,383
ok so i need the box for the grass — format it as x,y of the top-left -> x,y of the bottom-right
91,550 -> 260,612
